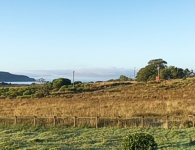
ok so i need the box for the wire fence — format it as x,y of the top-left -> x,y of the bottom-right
0,115 -> 194,129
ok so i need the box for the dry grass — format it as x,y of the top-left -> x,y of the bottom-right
0,78 -> 195,118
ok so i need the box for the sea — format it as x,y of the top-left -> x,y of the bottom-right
6,82 -> 37,85
6,79 -> 54,85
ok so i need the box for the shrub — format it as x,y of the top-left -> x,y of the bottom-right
34,91 -> 44,98
76,87 -> 83,92
68,87 -> 76,92
59,85 -> 68,92
23,90 -> 31,96
87,81 -> 94,84
95,81 -> 103,83
52,78 -> 71,89
122,132 -> 157,150
183,120 -> 193,128
17,95 -> 31,99
83,84 -> 89,89
74,81 -> 82,85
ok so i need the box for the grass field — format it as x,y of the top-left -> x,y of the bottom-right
1,125 -> 195,149
0,78 -> 195,118
1,78 -> 195,149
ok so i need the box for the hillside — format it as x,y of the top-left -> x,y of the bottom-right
0,78 -> 195,118
0,71 -> 35,82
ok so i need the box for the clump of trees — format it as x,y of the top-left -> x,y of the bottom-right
0,78 -> 72,99
136,58 -> 192,82
0,76 -> 133,99
52,78 -> 71,89
107,75 -> 133,82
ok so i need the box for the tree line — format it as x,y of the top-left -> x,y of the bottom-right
0,76 -> 132,99
136,59 -> 193,82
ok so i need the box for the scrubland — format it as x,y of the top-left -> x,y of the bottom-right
0,78 -> 195,118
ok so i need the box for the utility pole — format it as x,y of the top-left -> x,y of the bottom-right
158,65 -> 160,81
73,71 -> 75,87
134,67 -> 136,80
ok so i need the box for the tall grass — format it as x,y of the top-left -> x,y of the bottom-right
0,78 -> 195,118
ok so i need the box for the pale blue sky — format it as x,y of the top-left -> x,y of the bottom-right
0,0 -> 195,81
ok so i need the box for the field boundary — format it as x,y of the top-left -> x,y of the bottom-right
0,115 -> 194,129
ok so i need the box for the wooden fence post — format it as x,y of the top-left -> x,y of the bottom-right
118,116 -> 121,128
53,116 -> 57,126
74,116 -> 77,128
34,116 -> 37,126
141,116 -> 144,128
96,117 -> 99,128
14,116 -> 17,125
165,116 -> 169,129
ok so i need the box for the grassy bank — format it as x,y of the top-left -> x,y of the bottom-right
0,78 -> 195,118
1,125 -> 195,149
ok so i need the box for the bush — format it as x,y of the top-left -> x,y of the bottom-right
95,81 -> 103,83
59,85 -> 68,92
17,95 -> 32,99
87,81 -> 94,83
68,87 -> 76,92
23,90 -> 31,96
34,92 -> 44,98
83,84 -> 89,89
183,120 -> 193,128
52,78 -> 71,89
122,132 -> 157,150
76,87 -> 83,92
74,81 -> 82,85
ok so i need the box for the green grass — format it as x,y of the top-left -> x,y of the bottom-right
1,125 -> 195,149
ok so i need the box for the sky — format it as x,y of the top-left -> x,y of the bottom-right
0,0 -> 195,81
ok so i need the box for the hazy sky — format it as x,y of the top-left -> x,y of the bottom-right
1,0 -> 195,81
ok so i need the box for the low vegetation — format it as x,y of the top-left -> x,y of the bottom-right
0,77 -> 133,99
0,77 -> 195,118
122,132 -> 158,150
1,125 -> 195,149
0,78 -> 194,139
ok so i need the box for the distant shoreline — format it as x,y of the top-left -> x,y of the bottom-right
0,81 -> 37,85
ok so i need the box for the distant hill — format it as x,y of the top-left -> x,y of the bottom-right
0,71 -> 35,82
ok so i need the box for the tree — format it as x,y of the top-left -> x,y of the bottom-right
168,66 -> 185,79
160,67 -> 172,80
136,59 -> 187,82
45,81 -> 53,90
32,78 -> 52,97
36,78 -> 46,84
136,63 -> 159,82
148,58 -> 167,69
119,75 -> 128,81
52,78 -> 71,89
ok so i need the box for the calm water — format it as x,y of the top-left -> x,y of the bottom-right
7,82 -> 37,85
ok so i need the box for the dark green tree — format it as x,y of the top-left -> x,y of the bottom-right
160,67 -> 172,80
136,63 -> 159,82
119,75 -> 129,81
136,59 -> 187,82
183,68 -> 192,78
168,66 -> 185,79
45,81 -> 53,90
52,78 -> 71,89
148,58 -> 167,69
